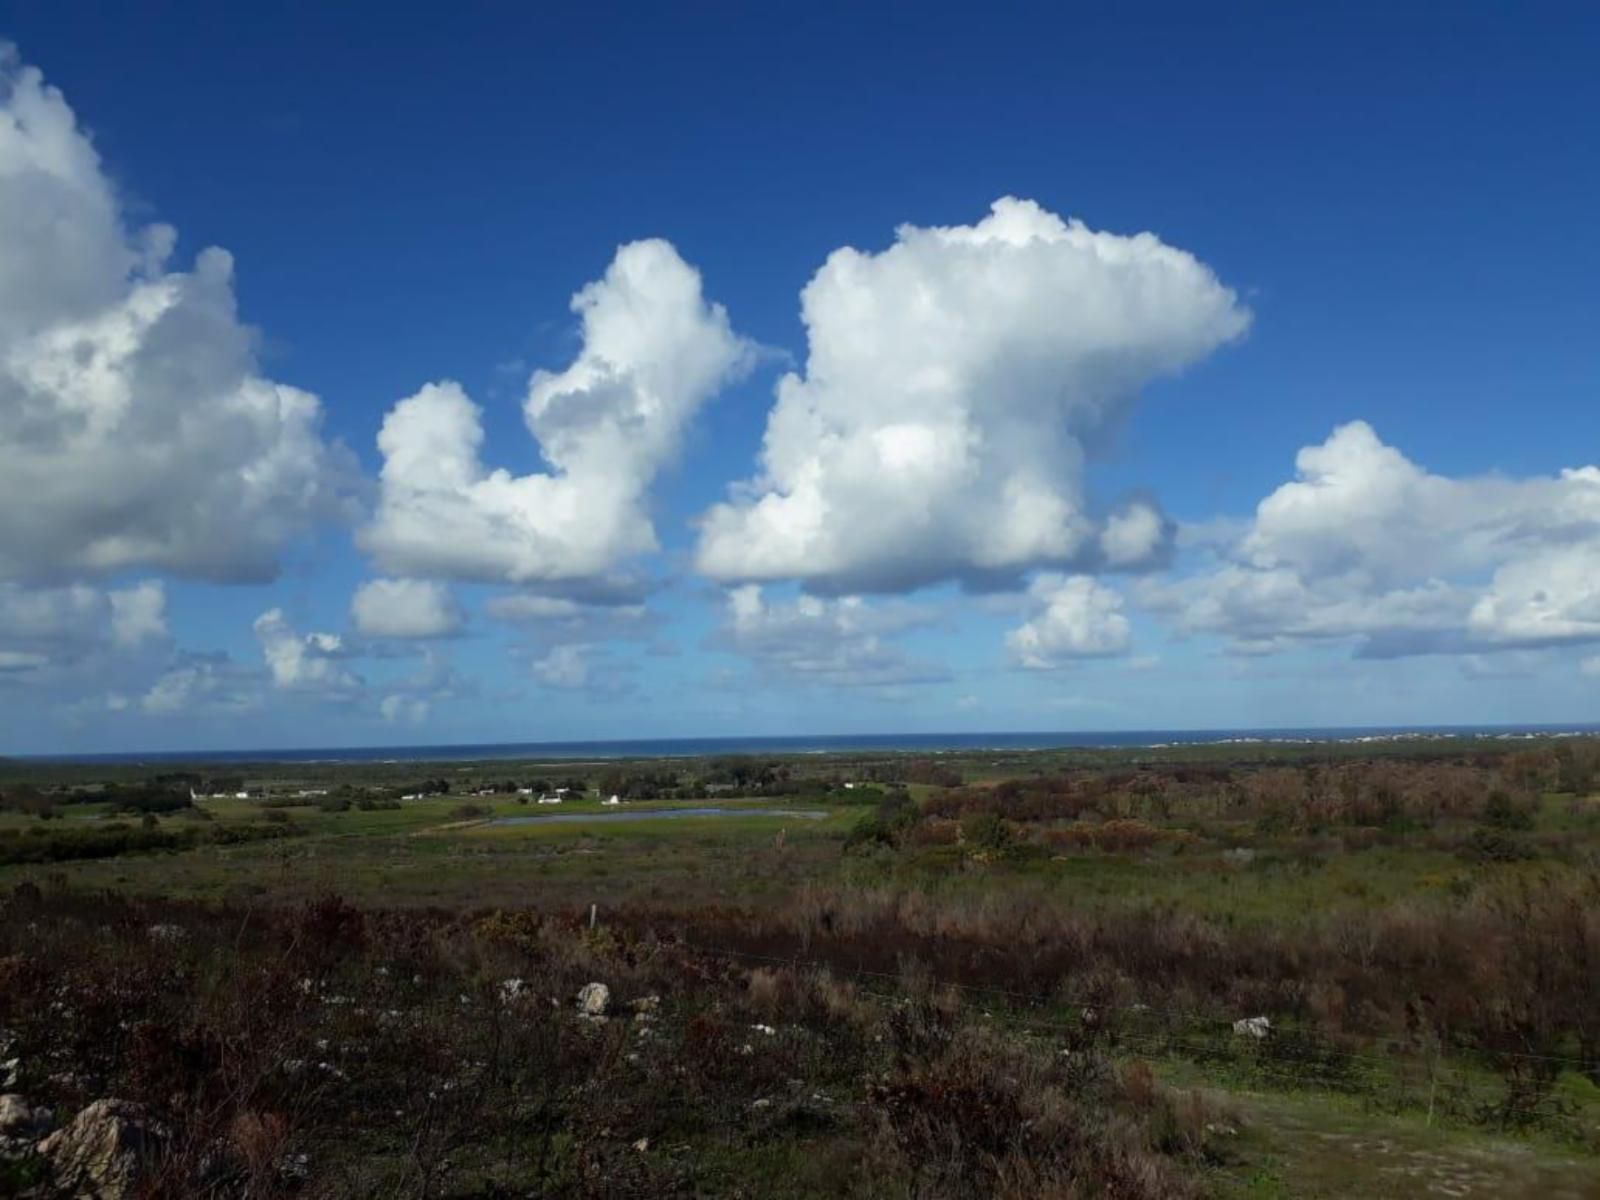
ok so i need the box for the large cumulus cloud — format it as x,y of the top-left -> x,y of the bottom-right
361,240 -> 754,586
0,51 -> 353,583
694,198 -> 1248,593
1141,421 -> 1600,656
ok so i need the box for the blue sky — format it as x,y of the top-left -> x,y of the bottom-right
1,2 -> 1597,753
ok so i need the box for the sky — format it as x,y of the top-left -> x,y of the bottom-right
1,2 -> 1598,754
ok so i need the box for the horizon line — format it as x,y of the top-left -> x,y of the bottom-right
12,720 -> 1600,764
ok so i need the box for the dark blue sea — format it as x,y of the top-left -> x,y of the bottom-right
27,724 -> 1600,765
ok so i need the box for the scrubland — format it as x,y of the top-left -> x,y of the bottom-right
0,738 -> 1598,1196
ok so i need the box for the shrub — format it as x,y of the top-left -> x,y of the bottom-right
1460,827 -> 1538,863
904,818 -> 961,847
0,821 -> 301,866
845,791 -> 918,852
1481,790 -> 1535,832
865,1027 -> 1198,1198
105,784 -> 193,815
1093,819 -> 1164,854
960,811 -> 1010,852
844,813 -> 895,852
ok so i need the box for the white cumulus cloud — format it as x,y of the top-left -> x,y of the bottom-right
486,591 -> 656,650
714,585 -> 947,687
253,608 -> 361,697
380,694 -> 429,725
1006,575 -> 1132,667
0,580 -> 167,673
350,578 -> 463,639
530,644 -> 592,689
138,654 -> 259,716
1100,502 -> 1169,568
0,51 -> 352,583
361,239 -> 754,586
526,640 -> 638,698
108,581 -> 168,647
1141,421 -> 1600,656
695,197 -> 1248,592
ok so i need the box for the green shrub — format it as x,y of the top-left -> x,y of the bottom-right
845,813 -> 894,852
104,784 -> 193,815
0,821 -> 302,866
960,811 -> 1010,852
1481,790 -> 1534,832
1460,827 -> 1538,863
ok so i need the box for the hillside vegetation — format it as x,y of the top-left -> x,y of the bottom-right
0,737 -> 1596,1196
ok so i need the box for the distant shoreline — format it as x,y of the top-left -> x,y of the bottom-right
16,723 -> 1600,765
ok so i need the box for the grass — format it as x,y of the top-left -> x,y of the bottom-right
0,787 -> 1587,926
0,784 -> 1589,944
0,795 -> 865,909
843,829 -> 1588,930
1203,1086 -> 1600,1199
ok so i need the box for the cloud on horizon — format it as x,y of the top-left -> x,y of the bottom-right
1140,421 -> 1600,658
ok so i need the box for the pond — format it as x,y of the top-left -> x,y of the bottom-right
491,806 -> 829,826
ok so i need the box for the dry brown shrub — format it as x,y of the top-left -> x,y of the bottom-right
746,965 -> 793,1017
1122,1058 -> 1158,1110
1094,819 -> 1165,854
1040,825 -> 1096,852
806,968 -> 868,1026
228,1109 -> 289,1179
906,817 -> 961,846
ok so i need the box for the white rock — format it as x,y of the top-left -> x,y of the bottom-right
577,982 -> 611,1017
37,1099 -> 169,1200
0,1093 -> 48,1136
1232,1016 -> 1271,1039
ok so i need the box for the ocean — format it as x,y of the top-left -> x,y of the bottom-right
26,724 -> 1600,765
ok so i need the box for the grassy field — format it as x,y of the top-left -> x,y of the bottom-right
1,739 -> 1598,1196
0,794 -> 865,909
